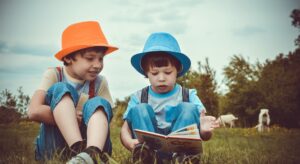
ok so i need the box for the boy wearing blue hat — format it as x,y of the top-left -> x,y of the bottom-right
120,32 -> 219,163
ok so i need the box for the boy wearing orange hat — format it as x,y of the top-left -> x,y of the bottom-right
28,21 -> 118,163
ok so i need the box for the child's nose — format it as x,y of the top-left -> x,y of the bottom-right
93,61 -> 102,68
158,73 -> 165,81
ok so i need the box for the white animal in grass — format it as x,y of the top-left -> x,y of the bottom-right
255,109 -> 270,132
217,114 -> 238,128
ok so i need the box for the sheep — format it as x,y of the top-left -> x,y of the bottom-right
255,109 -> 270,132
217,114 -> 238,128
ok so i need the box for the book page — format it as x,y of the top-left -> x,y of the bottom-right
169,130 -> 200,139
169,124 -> 201,139
169,123 -> 198,135
134,129 -> 168,150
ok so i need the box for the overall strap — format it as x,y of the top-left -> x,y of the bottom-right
140,86 -> 189,103
55,66 -> 95,99
182,87 -> 189,102
140,86 -> 149,103
56,67 -> 63,82
88,80 -> 95,99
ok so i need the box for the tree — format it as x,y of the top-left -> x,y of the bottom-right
0,87 -> 30,121
291,9 -> 300,47
178,58 -> 219,116
16,87 -> 30,116
0,89 -> 17,107
222,55 -> 263,127
257,49 -> 300,128
0,89 -> 20,123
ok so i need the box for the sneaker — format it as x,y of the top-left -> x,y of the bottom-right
66,152 -> 94,164
132,143 -> 155,164
84,146 -> 109,164
61,140 -> 86,160
172,153 -> 201,164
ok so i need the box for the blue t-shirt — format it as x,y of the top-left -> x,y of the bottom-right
123,84 -> 205,129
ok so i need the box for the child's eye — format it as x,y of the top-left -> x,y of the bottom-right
165,71 -> 172,75
151,72 -> 158,76
86,57 -> 94,61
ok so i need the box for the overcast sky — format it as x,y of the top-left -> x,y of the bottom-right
0,0 -> 299,102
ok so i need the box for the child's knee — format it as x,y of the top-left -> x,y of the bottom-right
130,104 -> 153,118
177,103 -> 199,117
94,107 -> 108,119
82,96 -> 112,124
178,102 -> 197,109
46,82 -> 79,110
48,82 -> 77,96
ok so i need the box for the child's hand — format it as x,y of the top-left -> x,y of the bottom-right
200,115 -> 219,132
129,139 -> 140,151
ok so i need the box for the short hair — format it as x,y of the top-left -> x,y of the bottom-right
63,46 -> 108,66
141,52 -> 182,77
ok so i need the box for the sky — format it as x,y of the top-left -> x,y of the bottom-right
0,0 -> 299,102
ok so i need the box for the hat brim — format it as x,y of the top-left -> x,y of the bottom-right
131,51 -> 191,77
55,44 -> 118,61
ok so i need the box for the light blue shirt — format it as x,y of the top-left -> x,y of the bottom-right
123,84 -> 205,129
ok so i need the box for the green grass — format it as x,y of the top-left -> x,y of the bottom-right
1,122 -> 300,163
0,122 -> 39,163
201,127 -> 300,163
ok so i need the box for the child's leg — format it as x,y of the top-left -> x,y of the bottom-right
82,96 -> 113,154
86,108 -> 108,149
124,104 -> 158,163
168,102 -> 200,132
53,94 -> 82,146
126,104 -> 157,138
166,103 -> 202,161
35,82 -> 81,160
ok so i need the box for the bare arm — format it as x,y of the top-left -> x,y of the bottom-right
120,121 -> 139,151
28,90 -> 56,125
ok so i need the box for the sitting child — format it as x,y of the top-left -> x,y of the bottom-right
120,32 -> 219,163
28,21 -> 118,164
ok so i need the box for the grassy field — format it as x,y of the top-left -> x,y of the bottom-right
1,122 -> 300,164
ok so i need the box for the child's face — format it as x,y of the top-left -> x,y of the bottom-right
65,50 -> 104,81
146,63 -> 178,94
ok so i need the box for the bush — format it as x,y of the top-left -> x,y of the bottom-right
0,106 -> 21,124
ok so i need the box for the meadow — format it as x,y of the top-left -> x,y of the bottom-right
1,121 -> 300,164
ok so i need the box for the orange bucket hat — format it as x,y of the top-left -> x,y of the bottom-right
54,21 -> 118,61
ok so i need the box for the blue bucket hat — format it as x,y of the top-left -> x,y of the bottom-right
131,32 -> 191,77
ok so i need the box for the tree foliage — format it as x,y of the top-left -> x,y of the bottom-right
222,55 -> 263,127
16,87 -> 30,116
0,106 -> 21,124
0,89 -> 17,107
291,9 -> 300,47
257,49 -> 300,128
0,87 -> 30,123
221,48 -> 300,128
177,58 -> 219,116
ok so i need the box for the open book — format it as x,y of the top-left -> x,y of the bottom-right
134,124 -> 202,153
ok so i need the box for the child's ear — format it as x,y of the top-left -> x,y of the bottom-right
63,57 -> 72,65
